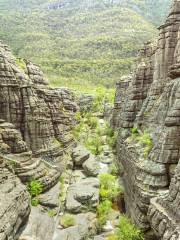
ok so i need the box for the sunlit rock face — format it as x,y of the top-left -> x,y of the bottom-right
112,1 -> 180,239
0,41 -> 77,239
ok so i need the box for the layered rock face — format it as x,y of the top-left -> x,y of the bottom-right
0,41 -> 77,239
112,1 -> 180,239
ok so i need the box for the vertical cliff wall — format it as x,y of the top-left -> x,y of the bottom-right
112,1 -> 180,239
0,41 -> 78,239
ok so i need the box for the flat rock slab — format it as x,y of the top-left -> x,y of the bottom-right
19,207 -> 55,240
53,212 -> 96,240
83,156 -> 100,177
65,178 -> 99,213
72,145 -> 90,166
39,182 -> 60,208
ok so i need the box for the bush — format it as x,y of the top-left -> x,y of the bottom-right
88,116 -> 98,129
85,135 -> 103,155
109,216 -> 144,240
109,163 -> 119,176
99,173 -> 122,201
28,180 -> 43,206
97,199 -> 112,230
131,127 -> 139,135
137,132 -> 153,159
60,214 -> 76,228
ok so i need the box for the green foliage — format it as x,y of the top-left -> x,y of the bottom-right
108,216 -> 144,240
97,199 -> 112,229
105,123 -> 118,149
28,180 -> 43,206
129,129 -> 153,159
75,111 -> 82,122
85,135 -> 103,156
99,173 -> 122,202
88,117 -> 98,129
109,163 -> 119,176
137,132 -> 153,159
59,176 -> 66,211
131,127 -> 139,135
60,214 -> 76,228
15,57 -> 26,72
48,209 -> 56,217
0,0 -> 170,87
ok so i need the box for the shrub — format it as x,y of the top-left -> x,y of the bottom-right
107,131 -> 118,149
97,199 -> 112,230
110,216 -> 144,240
28,180 -> 43,206
131,127 -> 139,135
85,135 -> 103,155
75,111 -> 82,121
88,116 -> 98,129
48,209 -> 56,217
109,163 -> 119,176
99,173 -> 122,201
60,214 -> 76,228
137,132 -> 153,159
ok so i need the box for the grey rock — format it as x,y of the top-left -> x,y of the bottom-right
19,207 -> 55,240
72,145 -> 90,166
65,178 -> 99,213
39,182 -> 60,208
53,212 -> 96,240
83,156 -> 100,177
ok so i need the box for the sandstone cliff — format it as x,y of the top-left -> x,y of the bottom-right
112,1 -> 180,239
0,41 -> 77,239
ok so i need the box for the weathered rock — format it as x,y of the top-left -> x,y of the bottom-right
0,157 -> 30,240
112,1 -> 180,239
83,156 -> 100,177
0,40 -> 77,240
65,178 -> 99,213
19,207 -> 55,240
39,182 -> 60,208
72,145 -> 90,166
54,212 -> 97,240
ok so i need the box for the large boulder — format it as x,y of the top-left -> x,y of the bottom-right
83,156 -> 100,177
72,145 -> 90,166
65,178 -> 99,213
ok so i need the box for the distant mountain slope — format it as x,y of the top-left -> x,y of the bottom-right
0,0 -> 171,87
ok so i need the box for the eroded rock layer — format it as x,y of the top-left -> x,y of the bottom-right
0,41 -> 77,239
112,1 -> 180,239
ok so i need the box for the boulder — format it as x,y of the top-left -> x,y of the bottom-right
72,145 -> 90,166
65,178 -> 99,213
83,156 -> 100,177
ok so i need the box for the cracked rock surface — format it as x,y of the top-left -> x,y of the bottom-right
112,1 -> 180,239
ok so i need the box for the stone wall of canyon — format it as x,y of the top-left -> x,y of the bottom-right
0,41 -> 77,239
112,0 -> 180,239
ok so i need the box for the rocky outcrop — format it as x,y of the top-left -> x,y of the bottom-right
0,157 -> 30,240
112,1 -> 180,239
0,41 -> 77,239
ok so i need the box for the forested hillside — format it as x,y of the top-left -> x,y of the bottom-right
0,0 -> 170,87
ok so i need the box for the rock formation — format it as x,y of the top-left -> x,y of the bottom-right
0,41 -> 77,239
112,1 -> 180,239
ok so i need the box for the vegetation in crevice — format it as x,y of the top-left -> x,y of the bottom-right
60,214 -> 76,228
107,215 -> 144,240
128,128 -> 153,159
28,179 -> 43,206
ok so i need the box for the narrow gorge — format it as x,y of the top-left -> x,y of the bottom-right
0,1 -> 180,240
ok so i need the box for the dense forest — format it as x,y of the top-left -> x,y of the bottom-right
0,0 -> 170,87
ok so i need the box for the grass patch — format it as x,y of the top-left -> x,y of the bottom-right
60,214 -> 76,228
107,216 -> 144,240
